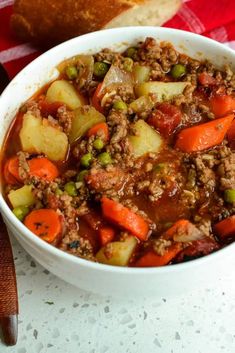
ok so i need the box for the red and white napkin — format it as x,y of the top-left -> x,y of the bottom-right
1,0 -> 235,79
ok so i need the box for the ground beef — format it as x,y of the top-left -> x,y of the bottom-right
138,37 -> 162,63
17,151 -> 30,180
217,150 -> 235,190
153,238 -> 172,256
107,110 -> 128,144
172,84 -> 195,106
194,155 -> 216,190
59,229 -> 95,261
25,100 -> 41,118
57,105 -> 74,134
184,152 -> 217,191
95,48 -> 121,65
150,62 -> 164,80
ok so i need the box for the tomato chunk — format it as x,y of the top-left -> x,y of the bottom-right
148,103 -> 182,136
39,100 -> 63,117
198,72 -> 217,86
214,216 -> 235,241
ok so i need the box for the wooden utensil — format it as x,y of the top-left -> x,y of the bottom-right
0,63 -> 18,346
0,215 -> 18,345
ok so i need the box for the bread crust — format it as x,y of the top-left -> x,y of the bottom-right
11,0 -> 181,48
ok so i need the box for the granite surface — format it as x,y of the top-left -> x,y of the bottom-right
0,237 -> 234,353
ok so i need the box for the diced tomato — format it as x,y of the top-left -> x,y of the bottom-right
214,215 -> 235,241
198,72 -> 217,86
148,103 -> 182,136
83,212 -> 115,246
38,100 -> 63,117
83,211 -> 104,231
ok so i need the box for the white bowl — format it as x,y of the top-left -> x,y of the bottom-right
0,27 -> 235,297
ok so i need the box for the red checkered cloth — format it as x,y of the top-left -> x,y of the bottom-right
1,0 -> 235,79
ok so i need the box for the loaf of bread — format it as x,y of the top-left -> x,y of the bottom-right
11,0 -> 182,48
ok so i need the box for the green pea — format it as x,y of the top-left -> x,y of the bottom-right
126,47 -> 137,59
80,153 -> 93,168
13,206 -> 29,221
98,152 -> 112,166
93,138 -> 104,150
66,66 -> 78,80
113,100 -> 128,111
64,182 -> 77,197
93,62 -> 109,78
224,189 -> 235,203
123,57 -> 133,72
77,170 -> 89,182
171,64 -> 186,79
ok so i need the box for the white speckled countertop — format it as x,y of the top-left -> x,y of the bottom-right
0,236 -> 235,353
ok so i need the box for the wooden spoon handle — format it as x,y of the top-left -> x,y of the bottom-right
0,215 -> 18,346
0,316 -> 18,346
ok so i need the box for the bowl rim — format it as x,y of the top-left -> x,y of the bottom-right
0,26 -> 235,274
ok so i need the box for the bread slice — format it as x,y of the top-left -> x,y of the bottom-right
11,0 -> 181,48
106,0 -> 181,28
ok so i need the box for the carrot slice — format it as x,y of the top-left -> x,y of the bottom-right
87,122 -> 109,141
7,156 -> 22,182
210,95 -> 235,117
175,114 -> 234,152
3,159 -> 18,185
101,197 -> 149,241
99,226 -> 115,246
135,243 -> 182,267
91,83 -> 104,113
214,215 -> 235,240
24,209 -> 62,243
28,157 -> 59,181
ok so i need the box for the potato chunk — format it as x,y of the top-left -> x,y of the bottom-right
8,185 -> 35,208
128,120 -> 162,158
46,80 -> 84,110
69,106 -> 106,143
133,65 -> 150,83
20,113 -> 68,161
96,236 -> 137,266
129,95 -> 155,114
135,81 -> 189,102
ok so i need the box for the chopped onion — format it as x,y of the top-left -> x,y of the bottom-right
173,223 -> 204,243
100,65 -> 133,94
